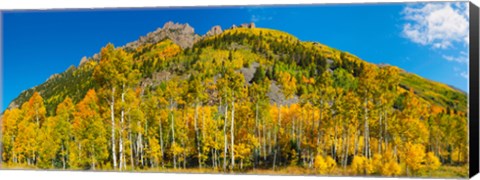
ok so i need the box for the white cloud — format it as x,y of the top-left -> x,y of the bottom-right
251,15 -> 260,22
247,7 -> 273,23
460,71 -> 468,79
442,51 -> 468,64
453,66 -> 469,79
250,14 -> 272,22
402,2 -> 469,49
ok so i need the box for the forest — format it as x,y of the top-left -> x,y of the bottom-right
0,25 -> 468,178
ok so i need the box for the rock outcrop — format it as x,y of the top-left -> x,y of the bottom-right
79,56 -> 88,66
230,22 -> 256,29
205,25 -> 223,37
241,22 -> 256,28
123,21 -> 200,50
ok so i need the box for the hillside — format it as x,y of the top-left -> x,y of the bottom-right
7,22 -> 467,115
1,21 -> 468,177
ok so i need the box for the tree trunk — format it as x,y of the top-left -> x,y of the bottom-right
268,125 -> 272,154
92,152 -> 95,170
158,115 -> 164,168
316,101 -> 323,155
254,102 -> 259,168
344,127 -> 350,170
140,135 -> 144,167
273,103 -> 281,170
212,107 -> 217,169
262,110 -> 267,161
12,136 -> 17,164
378,110 -> 382,154
384,110 -> 388,151
223,103 -> 228,171
62,144 -> 66,169
182,138 -> 186,169
136,131 -> 142,167
202,105 -> 206,168
111,87 -> 117,170
364,98 -> 369,158
119,84 -> 125,171
170,99 -> 176,169
297,112 -> 303,165
194,101 -> 201,168
230,94 -> 235,171
354,130 -> 359,156
333,121 -> 338,160
129,131 -> 134,170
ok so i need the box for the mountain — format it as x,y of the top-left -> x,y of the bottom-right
2,21 -> 468,176
7,21 -> 467,115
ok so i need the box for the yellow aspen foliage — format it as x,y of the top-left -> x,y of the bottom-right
379,149 -> 401,176
325,156 -> 337,173
381,160 -> 402,176
72,89 -> 108,170
278,71 -> 297,99
27,92 -> 47,127
235,143 -> 252,164
289,149 -> 299,166
148,137 -> 162,166
1,108 -> 22,164
425,152 -> 441,172
37,117 -> 58,168
171,143 -> 184,157
403,143 -> 426,175
371,154 -> 383,174
351,155 -> 373,175
314,155 -> 328,174
351,156 -> 364,175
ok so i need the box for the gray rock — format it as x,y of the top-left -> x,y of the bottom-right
7,101 -> 19,110
267,81 -> 299,106
47,74 -> 60,81
122,21 -> 200,50
79,56 -> 88,66
92,53 -> 101,62
205,25 -> 223,37
326,58 -> 334,65
377,63 -> 391,68
240,22 -> 256,29
239,62 -> 260,83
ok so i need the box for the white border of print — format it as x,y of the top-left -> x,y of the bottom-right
0,0 -> 478,180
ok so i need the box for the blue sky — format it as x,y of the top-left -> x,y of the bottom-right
1,2 -> 470,110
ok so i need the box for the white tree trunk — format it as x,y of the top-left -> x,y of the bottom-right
119,85 -> 125,171
159,114 -> 165,168
273,103 -> 281,170
194,102 -> 201,168
170,99 -> 176,169
230,95 -> 235,170
111,87 -> 117,170
255,102 -> 259,167
364,98 -> 369,158
223,103 -> 228,171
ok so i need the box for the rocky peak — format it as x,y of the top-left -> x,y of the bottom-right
241,22 -> 256,28
377,63 -> 391,68
230,22 -> 256,29
123,21 -> 200,50
205,25 -> 223,37
79,56 -> 88,66
47,73 -> 61,81
162,21 -> 195,34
